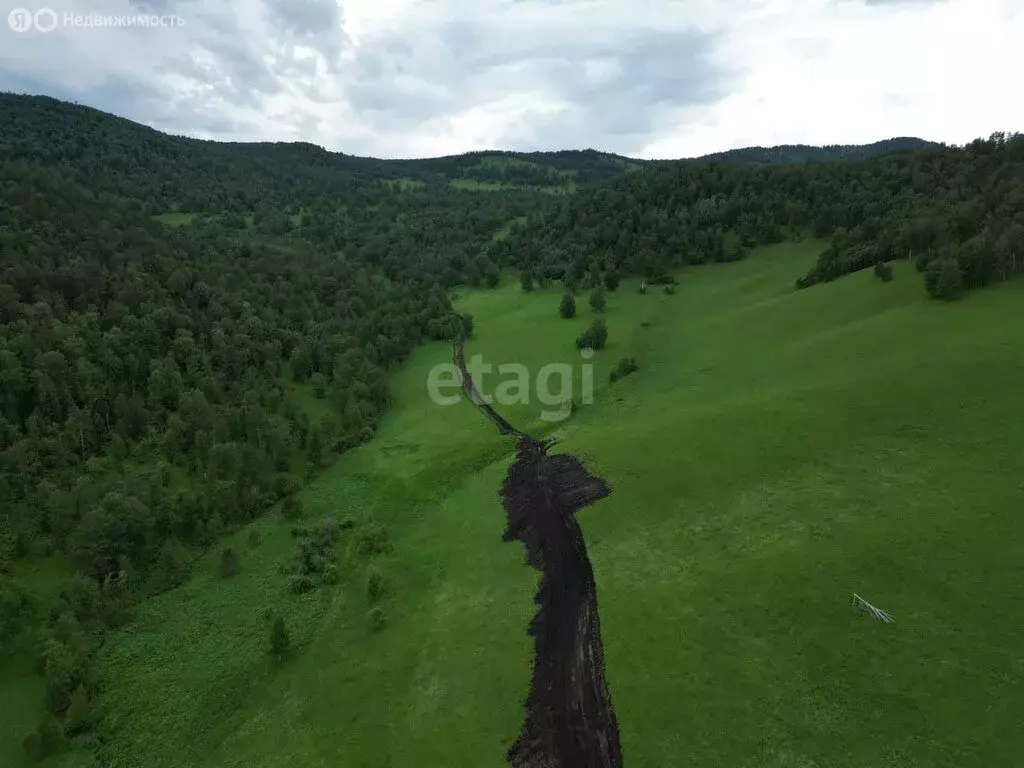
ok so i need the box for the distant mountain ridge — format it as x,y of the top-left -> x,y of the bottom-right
0,93 -> 939,206
691,137 -> 940,165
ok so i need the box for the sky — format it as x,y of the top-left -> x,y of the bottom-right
0,0 -> 1020,159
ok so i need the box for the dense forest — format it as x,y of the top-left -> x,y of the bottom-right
696,137 -> 936,166
0,95 -> 935,209
492,133 -> 1024,299
0,93 -> 1021,760
0,96 -> 546,754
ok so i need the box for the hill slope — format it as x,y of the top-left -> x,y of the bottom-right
492,133 -> 1024,298
52,242 -> 1024,768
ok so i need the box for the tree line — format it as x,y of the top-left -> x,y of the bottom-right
490,133 -> 1024,298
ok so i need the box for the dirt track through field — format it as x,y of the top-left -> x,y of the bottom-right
453,337 -> 623,768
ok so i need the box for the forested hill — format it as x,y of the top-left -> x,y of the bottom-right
694,137 -> 937,165
490,132 -> 1024,299
0,94 -> 640,205
0,94 -> 935,208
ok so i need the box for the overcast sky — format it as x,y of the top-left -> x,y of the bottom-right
1,0 -> 1020,159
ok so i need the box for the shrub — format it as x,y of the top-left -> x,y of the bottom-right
43,640 -> 79,715
322,564 -> 339,585
663,285 -> 676,295
368,607 -> 387,633
366,567 -> 386,602
270,615 -> 290,658
873,261 -> 894,282
458,313 -> 474,341
559,293 -> 577,319
588,287 -> 606,313
609,357 -> 639,383
358,524 -> 392,556
576,318 -> 608,351
63,685 -> 94,734
725,244 -> 747,262
603,271 -> 620,292
219,547 -> 239,578
289,574 -> 314,594
315,518 -> 338,546
298,543 -> 326,575
247,530 -> 263,547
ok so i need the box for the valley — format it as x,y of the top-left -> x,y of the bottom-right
7,243 -> 1019,767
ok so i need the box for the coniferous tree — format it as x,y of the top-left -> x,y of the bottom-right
559,294 -> 577,319
63,685 -> 94,734
576,319 -> 608,351
930,258 -> 964,299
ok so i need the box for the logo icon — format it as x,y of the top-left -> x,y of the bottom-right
34,8 -> 57,32
8,8 -> 33,32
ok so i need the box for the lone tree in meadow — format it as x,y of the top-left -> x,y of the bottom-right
589,287 -> 606,313
559,293 -> 577,319
270,615 -> 290,658
576,318 -> 608,351
874,261 -> 894,282
603,270 -> 620,292
366,566 -> 385,602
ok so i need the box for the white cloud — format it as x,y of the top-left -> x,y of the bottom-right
640,0 -> 1023,157
0,0 -> 1020,158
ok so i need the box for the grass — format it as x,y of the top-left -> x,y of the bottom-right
490,216 -> 528,242
152,212 -> 255,229
23,242 -> 1024,767
449,179 -> 576,195
152,212 -> 198,227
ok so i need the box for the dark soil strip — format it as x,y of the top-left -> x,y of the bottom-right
454,339 -> 624,768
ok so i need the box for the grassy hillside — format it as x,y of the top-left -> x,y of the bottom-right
22,240 -> 1014,768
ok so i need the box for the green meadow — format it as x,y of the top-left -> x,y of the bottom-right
41,241 -> 1024,767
